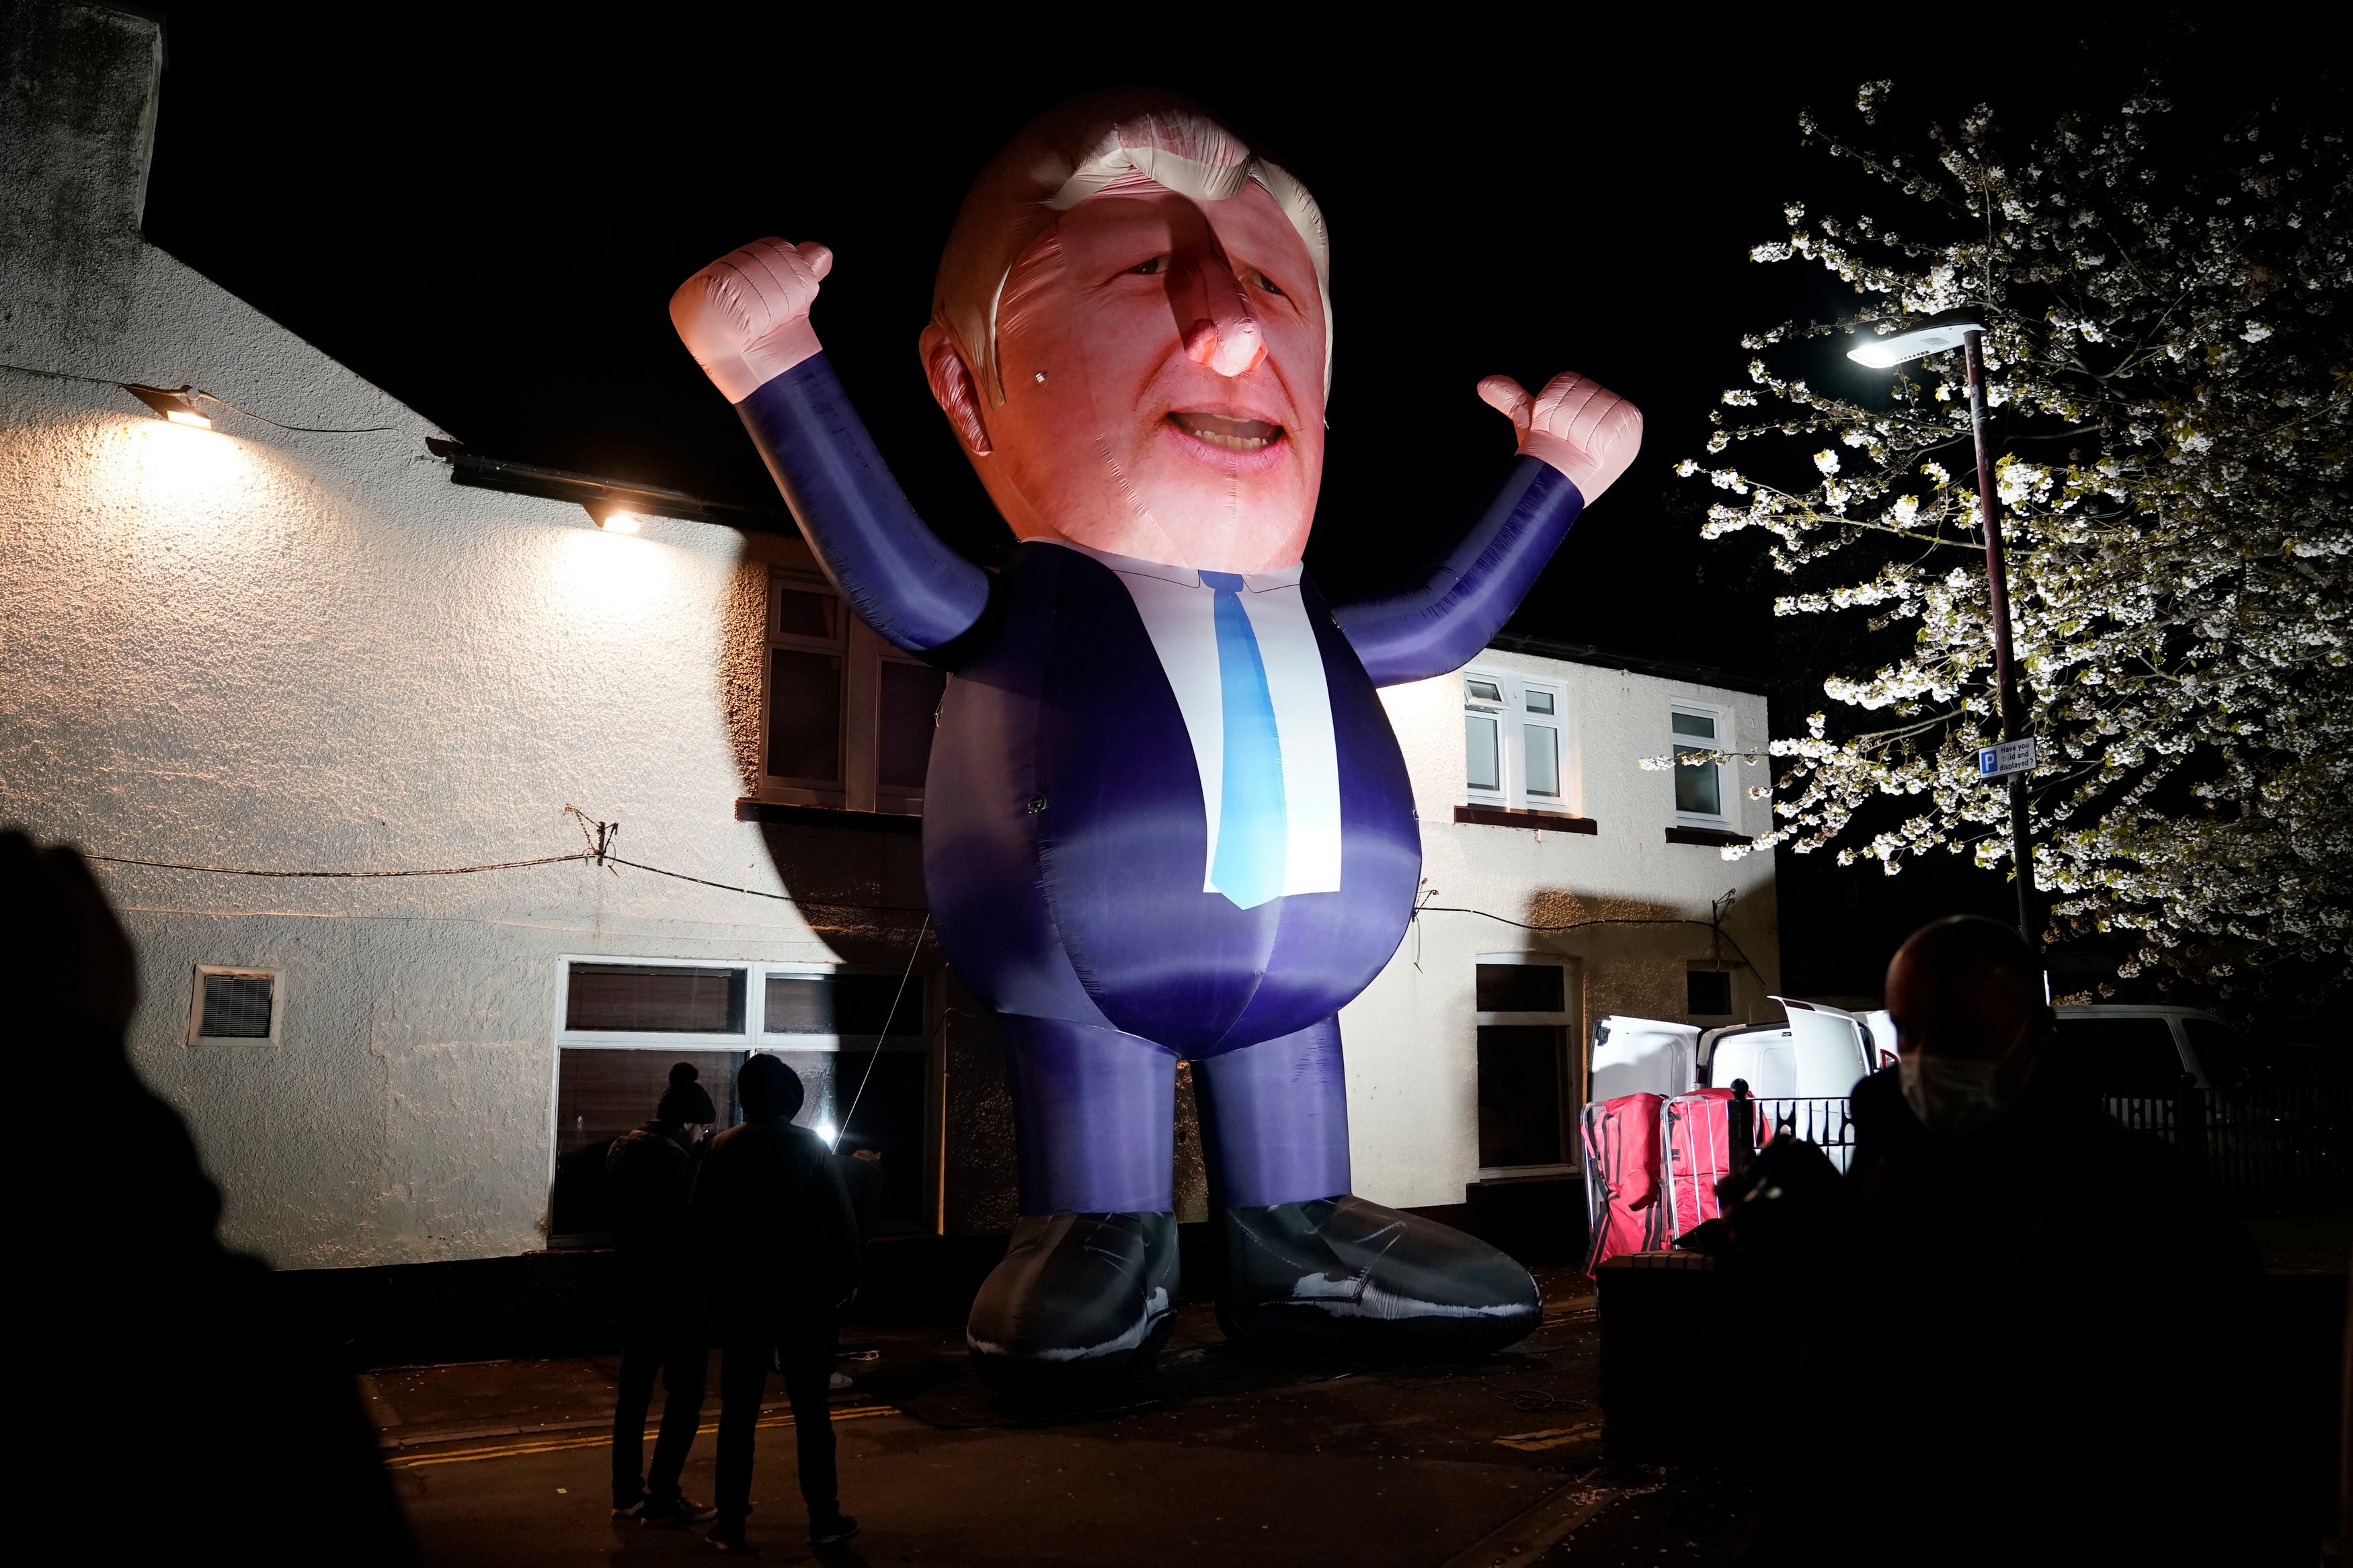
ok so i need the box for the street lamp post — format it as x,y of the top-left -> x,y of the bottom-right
1849,322 -> 2038,952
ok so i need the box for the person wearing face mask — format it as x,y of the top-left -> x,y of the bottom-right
1802,915 -> 2276,1565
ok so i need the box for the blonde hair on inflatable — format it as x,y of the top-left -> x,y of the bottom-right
931,89 -> 1333,406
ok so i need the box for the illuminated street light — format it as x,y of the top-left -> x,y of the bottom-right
1845,321 -> 1984,369
1847,319 -> 2038,952
121,382 -> 213,429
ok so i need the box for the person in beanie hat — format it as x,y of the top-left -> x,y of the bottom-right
605,1063 -> 719,1526
693,1055 -> 862,1551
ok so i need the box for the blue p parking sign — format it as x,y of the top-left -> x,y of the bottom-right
1979,737 -> 2038,781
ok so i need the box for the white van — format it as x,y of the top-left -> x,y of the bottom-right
2052,1005 -> 2257,1094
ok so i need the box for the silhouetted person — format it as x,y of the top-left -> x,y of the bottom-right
1792,915 -> 2273,1564
605,1062 -> 717,1527
692,1055 -> 861,1553
6,832 -> 416,1565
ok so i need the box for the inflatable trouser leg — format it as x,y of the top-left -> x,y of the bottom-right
1203,1018 -> 1542,1357
966,1017 -> 1179,1387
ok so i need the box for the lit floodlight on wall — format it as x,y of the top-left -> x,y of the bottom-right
122,383 -> 213,429
1845,322 -> 1986,368
586,502 -> 645,534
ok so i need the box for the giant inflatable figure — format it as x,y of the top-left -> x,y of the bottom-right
672,92 -> 1640,1380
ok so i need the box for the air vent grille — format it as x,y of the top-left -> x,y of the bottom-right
200,973 -> 274,1038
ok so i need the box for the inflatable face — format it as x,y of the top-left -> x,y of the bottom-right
939,179 -> 1326,573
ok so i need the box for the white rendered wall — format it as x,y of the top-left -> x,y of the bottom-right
0,228 -> 907,1267
1339,652 -> 1780,1211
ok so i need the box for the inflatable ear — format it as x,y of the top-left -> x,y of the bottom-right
919,323 -> 991,457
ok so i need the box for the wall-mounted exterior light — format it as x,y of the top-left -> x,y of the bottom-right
122,382 -> 212,429
424,438 -> 795,538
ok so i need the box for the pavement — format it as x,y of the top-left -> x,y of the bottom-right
370,1266 -> 1763,1567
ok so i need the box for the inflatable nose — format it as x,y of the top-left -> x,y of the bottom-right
1177,251 -> 1267,378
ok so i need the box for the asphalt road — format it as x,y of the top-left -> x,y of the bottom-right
377,1288 -> 1748,1567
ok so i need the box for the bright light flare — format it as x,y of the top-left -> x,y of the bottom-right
815,1119 -> 839,1147
1847,322 -> 1985,369
600,511 -> 644,534
165,408 -> 212,429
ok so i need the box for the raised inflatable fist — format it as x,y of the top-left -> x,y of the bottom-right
1478,371 -> 1644,505
670,237 -> 835,403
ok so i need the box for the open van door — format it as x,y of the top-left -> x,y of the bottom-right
1589,1016 -> 1700,1100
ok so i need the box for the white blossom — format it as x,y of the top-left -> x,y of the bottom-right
1683,85 -> 2352,997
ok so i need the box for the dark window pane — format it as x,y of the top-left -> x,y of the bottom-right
877,661 -> 947,791
2056,1016 -> 2186,1097
1675,747 -> 1722,815
776,587 -> 837,639
550,1047 -> 742,1242
1466,678 -> 1503,702
750,1049 -> 929,1232
1477,962 -> 1564,1013
200,973 -> 273,1037
831,1050 -> 928,1228
767,648 -> 843,781
1525,690 -> 1555,715
1687,970 -> 1733,1016
1466,714 -> 1500,790
567,964 -> 746,1033
2182,1018 -> 2256,1091
765,973 -> 923,1040
1672,711 -> 1716,739
1478,1024 -> 1564,1166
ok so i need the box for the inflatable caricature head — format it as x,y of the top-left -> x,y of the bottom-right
920,91 -> 1333,574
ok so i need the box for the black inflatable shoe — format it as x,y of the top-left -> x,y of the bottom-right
1218,1194 -> 1541,1356
966,1211 -> 1178,1387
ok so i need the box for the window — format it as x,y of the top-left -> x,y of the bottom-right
2182,1017 -> 2257,1092
190,968 -> 275,1042
551,956 -> 938,1245
1474,955 -> 1577,1176
1686,968 -> 1734,1021
2054,1015 -> 2186,1097
1463,667 -> 1572,813
1670,702 -> 1730,825
760,570 -> 947,815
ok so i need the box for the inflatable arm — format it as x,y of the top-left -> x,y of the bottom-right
1332,372 -> 1641,688
674,239 -> 990,659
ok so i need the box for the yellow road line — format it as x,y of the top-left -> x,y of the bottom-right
389,1405 -> 898,1469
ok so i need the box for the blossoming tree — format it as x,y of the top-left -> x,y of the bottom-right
1685,82 -> 2350,995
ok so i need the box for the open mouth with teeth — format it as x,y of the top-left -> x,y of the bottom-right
1166,411 -> 1285,453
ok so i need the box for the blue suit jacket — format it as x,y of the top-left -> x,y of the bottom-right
733,356 -> 1587,1057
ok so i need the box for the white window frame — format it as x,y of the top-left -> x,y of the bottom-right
1473,952 -> 1580,1180
757,568 -> 944,817
549,954 -> 943,1226
1669,698 -> 1734,829
187,964 -> 280,1045
555,954 -> 757,1051
1462,666 -> 1576,814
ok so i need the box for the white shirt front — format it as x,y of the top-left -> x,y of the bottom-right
1055,541 -> 1344,903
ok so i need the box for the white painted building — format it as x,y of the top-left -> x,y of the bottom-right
1,7 -> 1774,1275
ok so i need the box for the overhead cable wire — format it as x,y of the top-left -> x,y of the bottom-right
1417,905 -> 1762,976
83,850 -> 593,878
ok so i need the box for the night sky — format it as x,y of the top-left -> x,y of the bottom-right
132,7 -> 2325,992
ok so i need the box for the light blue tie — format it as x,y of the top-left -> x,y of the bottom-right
1201,571 -> 1287,910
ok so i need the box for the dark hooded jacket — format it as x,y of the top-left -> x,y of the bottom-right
690,1116 -> 861,1308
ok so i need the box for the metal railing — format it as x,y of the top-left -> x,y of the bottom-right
1753,1096 -> 1859,1174
1724,1080 -> 2352,1196
2106,1083 -> 2353,1194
